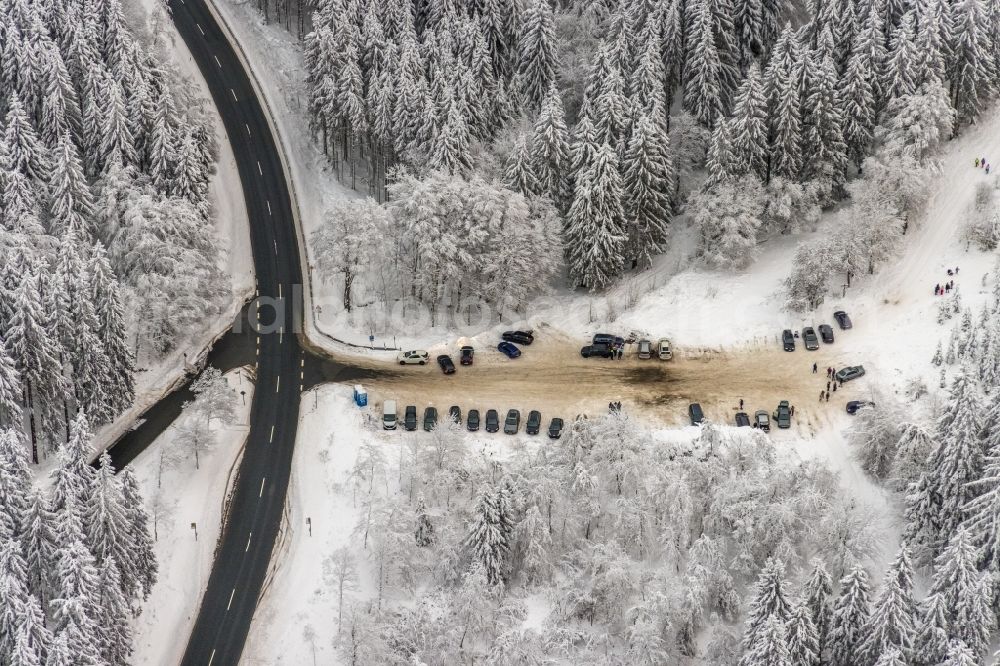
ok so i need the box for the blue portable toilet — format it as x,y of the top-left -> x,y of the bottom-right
353,385 -> 368,407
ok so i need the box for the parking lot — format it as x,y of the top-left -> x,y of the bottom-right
347,331 -> 866,431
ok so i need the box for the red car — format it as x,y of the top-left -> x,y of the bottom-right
460,345 -> 474,365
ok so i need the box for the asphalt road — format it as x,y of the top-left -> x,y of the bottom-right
166,1 -> 305,663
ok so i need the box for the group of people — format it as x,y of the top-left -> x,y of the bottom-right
608,400 -> 623,412
934,267 -> 959,296
976,157 -> 992,174
812,363 -> 842,402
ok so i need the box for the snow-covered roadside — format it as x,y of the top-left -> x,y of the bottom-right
93,0 -> 256,456
128,369 -> 253,666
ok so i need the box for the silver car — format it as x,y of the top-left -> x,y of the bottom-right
637,339 -> 652,359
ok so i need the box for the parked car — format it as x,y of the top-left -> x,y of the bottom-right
658,338 -> 673,360
735,412 -> 751,427
593,333 -> 625,347
773,401 -> 791,429
819,324 -> 835,344
526,410 -> 542,435
502,330 -> 534,345
497,341 -> 521,358
437,354 -> 456,374
504,409 -> 521,434
467,409 -> 481,431
581,343 -> 614,358
846,400 -> 876,415
802,327 -> 819,351
459,346 -> 475,365
836,365 -> 866,382
382,400 -> 397,430
449,405 -> 461,423
834,310 -> 853,330
397,350 -> 429,365
404,405 -> 417,431
782,329 -> 796,352
423,407 -> 438,431
754,410 -> 770,432
689,403 -> 705,425
548,417 -> 564,439
637,339 -> 652,359
485,409 -> 500,433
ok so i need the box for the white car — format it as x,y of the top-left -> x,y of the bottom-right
396,350 -> 429,365
657,338 -> 673,360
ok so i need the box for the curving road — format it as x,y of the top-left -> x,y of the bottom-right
166,0 -> 304,663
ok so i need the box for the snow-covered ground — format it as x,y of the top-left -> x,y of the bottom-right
129,369 -> 253,666
92,0 -> 256,457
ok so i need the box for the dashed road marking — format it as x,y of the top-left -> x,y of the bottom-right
245,533 -> 252,552
276,376 -> 281,392
208,650 -> 215,666
257,161 -> 262,175
196,22 -> 204,35
259,478 -> 266,497
269,426 -> 274,443
231,89 -> 238,102
266,200 -> 271,215
227,589 -> 236,611
214,55 -> 221,68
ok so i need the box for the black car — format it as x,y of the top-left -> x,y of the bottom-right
581,343 -> 614,358
526,410 -> 542,435
449,405 -> 461,423
485,409 -> 500,433
404,405 -> 417,431
689,403 -> 705,425
754,410 -> 770,431
423,407 -> 438,431
593,333 -> 625,346
467,409 -> 481,431
802,327 -> 819,351
504,409 -> 521,434
548,417 -> 564,439
735,412 -> 751,427
819,324 -> 835,344
834,310 -> 853,330
460,346 -> 474,365
846,400 -> 875,415
836,365 -> 866,382
437,354 -> 456,374
502,330 -> 534,345
782,329 -> 795,352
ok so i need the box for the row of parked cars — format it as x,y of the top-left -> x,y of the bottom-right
396,331 -> 537,373
687,400 -> 793,430
381,401 -> 565,438
782,311 -> 853,351
581,333 -> 673,359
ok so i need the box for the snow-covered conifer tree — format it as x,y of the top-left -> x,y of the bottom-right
119,466 -> 157,600
949,0 -> 995,122
466,486 -> 512,586
728,63 -> 768,180
741,558 -> 792,654
47,131 -> 94,238
683,0 -> 726,128
884,11 -> 917,102
531,84 -> 570,209
504,134 -> 541,196
622,110 -> 673,268
802,42 -> 848,198
565,142 -> 627,290
827,564 -> 872,666
859,546 -> 916,663
784,600 -> 820,666
517,0 -> 558,111
904,367 -> 985,560
839,50 -> 876,168
414,493 -> 435,547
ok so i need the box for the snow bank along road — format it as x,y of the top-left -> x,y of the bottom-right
166,0 -> 305,663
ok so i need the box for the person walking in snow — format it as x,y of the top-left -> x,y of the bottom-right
820,390 -> 825,402
956,266 -> 959,274
790,405 -> 795,417
832,382 -> 837,393
813,362 -> 818,373
935,285 -> 939,295
825,391 -> 830,402
739,398 -> 744,410
826,380 -> 831,391
977,158 -> 981,167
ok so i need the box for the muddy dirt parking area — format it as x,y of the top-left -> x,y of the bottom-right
314,332 -> 871,430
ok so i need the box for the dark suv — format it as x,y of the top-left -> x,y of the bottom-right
504,409 -> 521,434
782,330 -> 795,352
404,406 -> 417,431
593,333 -> 624,346
581,343 -> 614,358
467,409 -> 480,431
548,417 -> 564,438
689,403 -> 705,425
526,410 -> 542,435
423,407 -> 438,431
485,409 -> 500,433
502,330 -> 534,345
